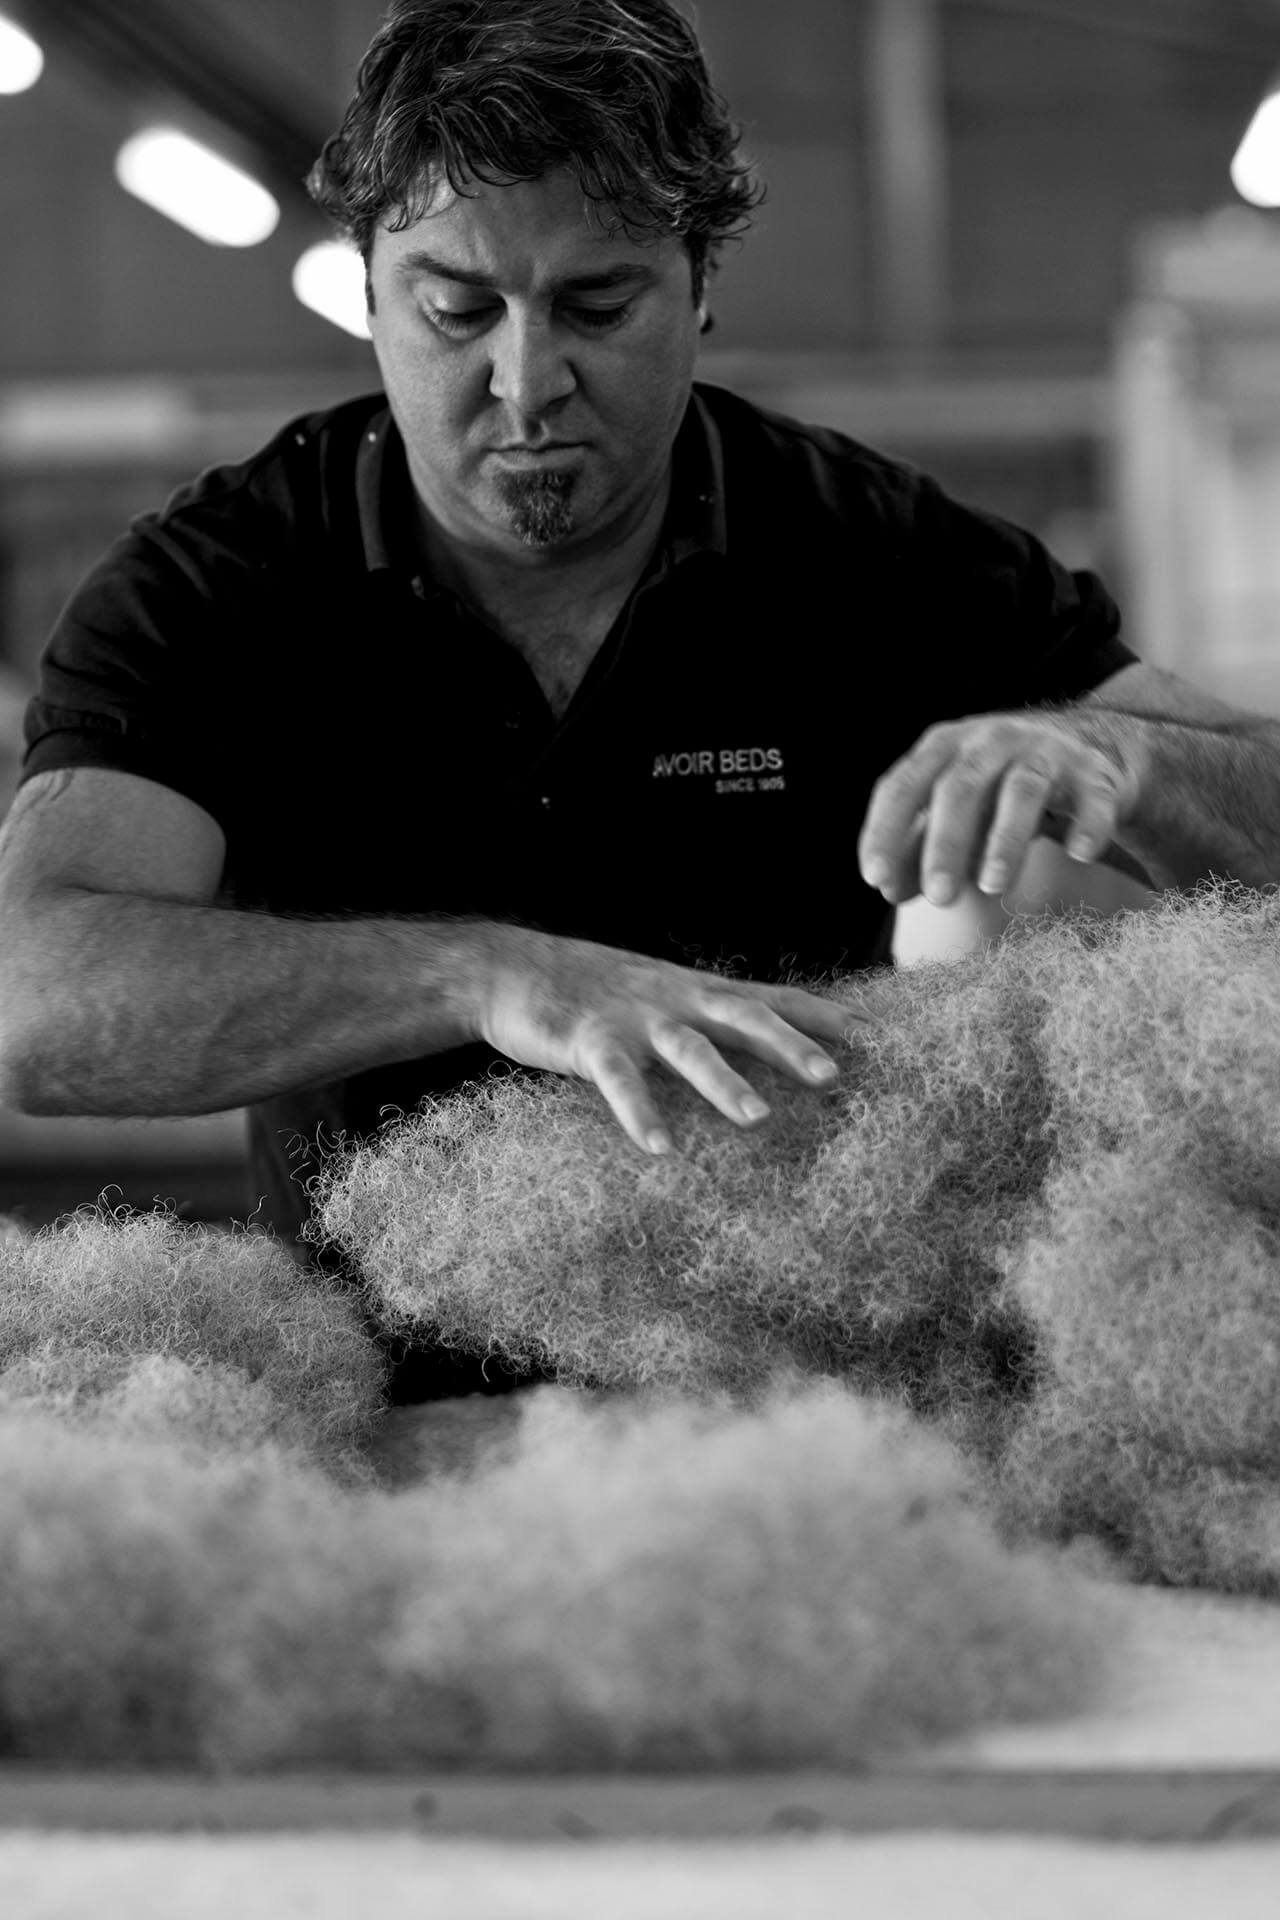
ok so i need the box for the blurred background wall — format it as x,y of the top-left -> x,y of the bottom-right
3,0 -> 1280,1221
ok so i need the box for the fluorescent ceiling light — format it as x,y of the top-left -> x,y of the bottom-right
1231,89 -> 1280,208
0,13 -> 43,93
292,241 -> 371,339
115,126 -> 280,247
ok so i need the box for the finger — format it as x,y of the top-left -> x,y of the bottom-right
692,992 -> 845,1085
580,1037 -> 674,1155
879,811 -> 927,905
709,976 -> 867,1047
1059,760 -> 1124,865
756,982 -> 863,1048
919,740 -> 1029,906
973,757 -> 1058,895
650,1020 -> 773,1126
858,727 -> 959,897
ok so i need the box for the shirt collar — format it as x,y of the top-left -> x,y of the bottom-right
663,385 -> 727,565
354,407 -> 409,576
354,382 -> 727,582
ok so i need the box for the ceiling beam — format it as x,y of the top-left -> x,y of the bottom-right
22,0 -> 332,203
953,0 -> 1280,66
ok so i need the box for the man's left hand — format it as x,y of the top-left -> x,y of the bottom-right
857,713 -> 1143,906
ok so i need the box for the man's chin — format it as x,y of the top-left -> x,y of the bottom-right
493,469 -> 577,549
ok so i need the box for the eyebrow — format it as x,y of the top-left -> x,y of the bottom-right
396,249 -> 659,294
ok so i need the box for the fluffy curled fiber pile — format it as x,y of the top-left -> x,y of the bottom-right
311,882 -> 1280,1596
0,1205 -> 384,1478
0,1331 -> 1108,1767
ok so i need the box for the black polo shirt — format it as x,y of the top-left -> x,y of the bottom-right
21,380 -> 1136,1254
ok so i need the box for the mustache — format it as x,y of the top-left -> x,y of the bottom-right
494,469 -> 575,498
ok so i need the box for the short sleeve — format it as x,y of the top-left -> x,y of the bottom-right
905,475 -> 1138,717
19,513 -> 252,828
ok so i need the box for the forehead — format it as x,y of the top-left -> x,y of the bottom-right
372,168 -> 683,288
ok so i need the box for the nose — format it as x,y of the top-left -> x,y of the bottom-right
487,307 -> 577,419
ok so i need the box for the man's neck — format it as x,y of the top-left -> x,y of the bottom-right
416,466 -> 671,626
416,470 -> 672,718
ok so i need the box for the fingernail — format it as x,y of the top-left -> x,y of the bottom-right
1066,836 -> 1094,863
740,1096 -> 770,1123
809,1057 -> 838,1081
925,875 -> 955,907
862,859 -> 888,890
978,863 -> 1006,894
647,1130 -> 672,1155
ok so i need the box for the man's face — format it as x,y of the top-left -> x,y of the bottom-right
365,169 -> 704,558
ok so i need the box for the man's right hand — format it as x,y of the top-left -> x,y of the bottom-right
473,929 -> 859,1155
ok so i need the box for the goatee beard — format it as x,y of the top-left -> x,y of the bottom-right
494,469 -> 576,548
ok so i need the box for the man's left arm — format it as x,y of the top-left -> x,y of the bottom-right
858,662 -> 1280,906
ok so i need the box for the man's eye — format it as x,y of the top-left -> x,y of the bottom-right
426,306 -> 496,336
423,302 -> 633,337
568,303 -> 632,331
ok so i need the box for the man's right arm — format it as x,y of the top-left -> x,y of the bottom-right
0,768 -> 485,1117
0,769 -> 851,1151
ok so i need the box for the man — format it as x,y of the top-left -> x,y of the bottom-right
1,0 -> 1278,1398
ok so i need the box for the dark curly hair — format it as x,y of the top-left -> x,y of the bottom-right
308,0 -> 763,308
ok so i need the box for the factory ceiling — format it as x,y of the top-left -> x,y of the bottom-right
11,0 -> 1280,211
17,0 -> 329,206
957,0 -> 1280,60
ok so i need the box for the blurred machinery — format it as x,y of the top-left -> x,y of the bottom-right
1115,208 -> 1280,715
